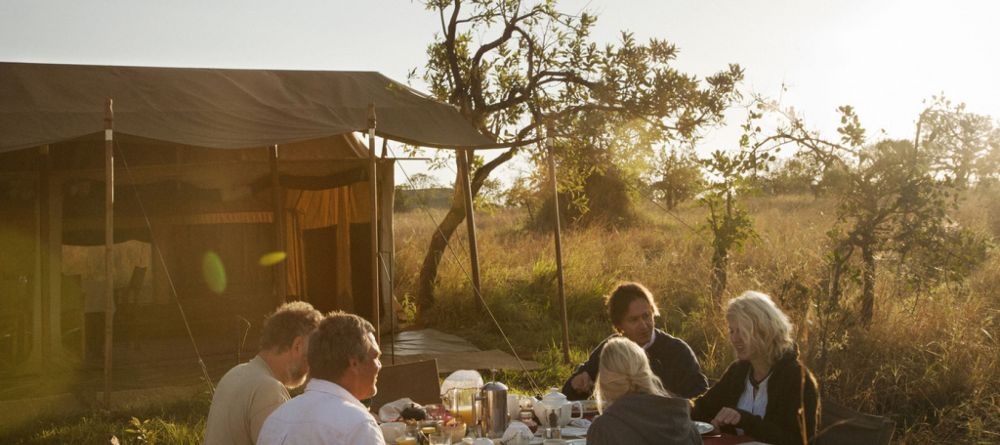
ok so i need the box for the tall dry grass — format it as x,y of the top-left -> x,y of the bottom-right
395,192 -> 1000,444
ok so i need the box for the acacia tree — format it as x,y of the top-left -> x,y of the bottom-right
414,0 -> 743,311
771,105 -> 980,326
919,96 -> 1000,187
653,148 -> 704,210
699,149 -> 761,302
698,107 -> 774,302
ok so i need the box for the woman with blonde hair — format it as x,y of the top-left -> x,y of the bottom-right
587,337 -> 702,445
692,291 -> 819,445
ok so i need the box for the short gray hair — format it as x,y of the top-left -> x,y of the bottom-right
259,301 -> 323,352
308,311 -> 376,382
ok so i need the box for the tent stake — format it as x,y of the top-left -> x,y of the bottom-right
459,149 -> 483,310
103,98 -> 115,408
269,145 -> 287,304
368,104 -> 381,342
547,136 -> 571,364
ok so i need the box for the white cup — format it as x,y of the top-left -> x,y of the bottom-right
507,394 -> 522,419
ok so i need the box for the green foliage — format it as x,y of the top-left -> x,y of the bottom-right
919,95 -> 1000,187
2,393 -> 209,444
753,99 -> 992,326
537,164 -> 640,229
762,156 -> 820,196
697,107 -> 774,300
651,148 -> 704,209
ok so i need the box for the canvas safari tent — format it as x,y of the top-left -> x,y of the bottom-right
0,62 -> 492,375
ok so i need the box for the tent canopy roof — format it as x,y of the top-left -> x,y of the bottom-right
0,62 -> 494,152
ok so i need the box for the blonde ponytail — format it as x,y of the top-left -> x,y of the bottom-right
594,337 -> 669,413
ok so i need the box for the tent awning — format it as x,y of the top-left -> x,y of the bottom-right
0,62 -> 495,152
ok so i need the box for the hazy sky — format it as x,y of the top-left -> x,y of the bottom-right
2,0 -> 998,184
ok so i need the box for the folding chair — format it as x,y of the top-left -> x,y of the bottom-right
816,399 -> 895,445
370,359 -> 442,413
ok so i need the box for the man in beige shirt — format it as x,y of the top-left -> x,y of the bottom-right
203,301 -> 322,445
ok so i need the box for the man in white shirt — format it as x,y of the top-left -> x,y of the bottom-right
257,311 -> 384,445
203,301 -> 323,445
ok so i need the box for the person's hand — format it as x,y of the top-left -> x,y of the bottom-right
710,407 -> 742,430
570,372 -> 593,393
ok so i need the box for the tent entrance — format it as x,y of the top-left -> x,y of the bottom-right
279,156 -> 395,323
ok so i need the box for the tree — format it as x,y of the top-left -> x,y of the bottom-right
414,0 -> 743,312
697,106 -> 774,302
829,138 -> 957,324
699,149 -> 761,302
652,148 -> 703,209
771,105 -> 977,326
919,96 -> 1000,187
762,156 -> 820,196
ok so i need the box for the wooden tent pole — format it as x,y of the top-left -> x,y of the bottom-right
103,98 -> 115,407
367,103 -> 380,342
269,145 -> 287,304
459,149 -> 483,310
38,145 -> 51,361
547,135 -> 571,364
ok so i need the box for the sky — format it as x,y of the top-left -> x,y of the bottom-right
2,0 -> 998,186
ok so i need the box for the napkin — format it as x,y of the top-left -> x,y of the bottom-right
501,420 -> 534,445
567,418 -> 591,429
378,397 -> 417,422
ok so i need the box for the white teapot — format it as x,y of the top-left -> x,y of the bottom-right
533,388 -> 583,428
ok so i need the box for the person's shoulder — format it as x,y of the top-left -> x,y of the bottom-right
652,330 -> 696,353
718,359 -> 750,380
774,351 -> 819,389
213,361 -> 257,391
616,392 -> 688,410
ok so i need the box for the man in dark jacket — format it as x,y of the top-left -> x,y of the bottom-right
562,282 -> 709,400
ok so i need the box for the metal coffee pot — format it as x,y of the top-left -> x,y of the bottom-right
479,381 -> 509,439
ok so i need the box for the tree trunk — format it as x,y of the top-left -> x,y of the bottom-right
860,242 -> 876,326
415,148 -> 516,315
416,186 -> 467,313
711,248 -> 728,305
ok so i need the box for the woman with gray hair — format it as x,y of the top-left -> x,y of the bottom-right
692,291 -> 819,445
586,337 -> 702,445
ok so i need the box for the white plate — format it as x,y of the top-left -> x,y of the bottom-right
693,420 -> 714,435
561,426 -> 588,437
528,439 -> 586,445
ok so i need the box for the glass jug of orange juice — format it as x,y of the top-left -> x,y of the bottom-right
444,387 -> 479,428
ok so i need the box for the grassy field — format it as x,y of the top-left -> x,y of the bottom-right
5,191 -> 998,444
399,191 -> 1000,444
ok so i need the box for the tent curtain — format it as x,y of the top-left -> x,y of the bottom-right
282,183 -> 366,300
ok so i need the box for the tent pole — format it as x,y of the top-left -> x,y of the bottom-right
38,145 -> 51,363
547,134 -> 571,364
367,103 -> 380,343
269,145 -> 287,304
103,98 -> 115,407
459,149 -> 483,310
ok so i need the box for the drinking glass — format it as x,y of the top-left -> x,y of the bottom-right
428,432 -> 452,445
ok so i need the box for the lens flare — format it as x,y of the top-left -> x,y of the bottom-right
201,251 -> 227,294
258,251 -> 287,266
